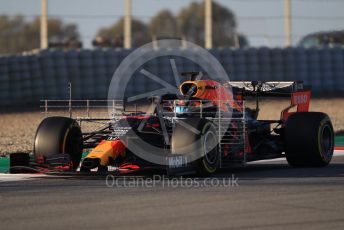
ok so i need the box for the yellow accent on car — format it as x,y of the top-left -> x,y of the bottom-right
84,140 -> 125,166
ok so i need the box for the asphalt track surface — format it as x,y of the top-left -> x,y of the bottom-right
1,153 -> 344,230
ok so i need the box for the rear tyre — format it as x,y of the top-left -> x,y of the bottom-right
171,118 -> 219,175
34,116 -> 83,170
284,112 -> 334,167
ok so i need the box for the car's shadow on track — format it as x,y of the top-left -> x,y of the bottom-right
43,161 -> 344,182
38,155 -> 344,182
214,162 -> 344,180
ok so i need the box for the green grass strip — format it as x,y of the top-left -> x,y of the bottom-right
335,135 -> 344,146
0,157 -> 9,173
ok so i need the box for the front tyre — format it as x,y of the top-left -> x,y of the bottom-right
198,122 -> 219,174
34,116 -> 83,169
284,112 -> 334,167
171,118 -> 219,175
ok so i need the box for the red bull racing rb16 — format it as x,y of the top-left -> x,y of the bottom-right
10,73 -> 335,176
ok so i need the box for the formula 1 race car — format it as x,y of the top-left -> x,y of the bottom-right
10,73 -> 335,175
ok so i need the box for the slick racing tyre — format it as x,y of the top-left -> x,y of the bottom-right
284,112 -> 334,167
34,116 -> 83,169
172,118 -> 219,175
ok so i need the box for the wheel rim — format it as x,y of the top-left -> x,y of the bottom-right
203,130 -> 217,165
321,124 -> 334,160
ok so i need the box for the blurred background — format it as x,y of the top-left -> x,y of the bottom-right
1,0 -> 344,52
0,0 -> 344,105
1,0 -> 344,154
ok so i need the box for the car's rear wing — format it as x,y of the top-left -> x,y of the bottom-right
226,81 -> 308,98
226,81 -> 311,121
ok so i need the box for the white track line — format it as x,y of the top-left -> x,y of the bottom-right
0,174 -> 46,183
